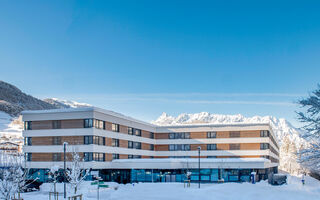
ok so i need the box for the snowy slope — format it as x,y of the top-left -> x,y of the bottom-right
152,112 -> 309,174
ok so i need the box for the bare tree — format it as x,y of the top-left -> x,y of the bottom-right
65,150 -> 89,195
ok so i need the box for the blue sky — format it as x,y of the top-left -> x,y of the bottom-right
0,0 -> 320,126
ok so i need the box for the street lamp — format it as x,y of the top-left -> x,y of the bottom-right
197,146 -> 201,188
63,142 -> 68,199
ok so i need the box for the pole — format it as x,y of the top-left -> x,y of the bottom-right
64,142 -> 67,199
198,146 -> 201,188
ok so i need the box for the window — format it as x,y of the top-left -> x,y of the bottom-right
53,153 -> 61,161
112,139 -> 119,147
84,152 -> 93,161
52,120 -> 61,129
24,121 -> 32,130
150,144 -> 154,151
260,143 -> 269,150
112,123 -> 119,132
230,131 -> 240,138
26,153 -> 32,161
84,136 -> 93,144
134,142 -> 141,149
94,119 -> 105,129
52,137 -> 61,145
133,155 -> 141,159
207,156 -> 217,158
93,136 -> 99,145
84,119 -> 93,128
112,154 -> 119,160
207,132 -> 216,138
135,129 -> 141,136
128,155 -> 133,159
128,127 -> 134,135
150,132 -> 154,139
169,144 -> 190,151
99,137 -> 105,146
260,130 -> 269,137
229,143 -> 240,150
168,132 -> 190,139
93,153 -> 105,162
207,144 -> 217,150
25,137 -> 32,146
128,141 -> 133,148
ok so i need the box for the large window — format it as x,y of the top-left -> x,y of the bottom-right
112,139 -> 119,147
52,120 -> 61,129
260,143 -> 269,150
112,154 -> 119,160
150,144 -> 154,151
260,130 -> 269,137
94,119 -> 105,129
169,132 -> 190,139
128,141 -> 141,149
84,119 -> 93,128
128,127 -> 134,135
128,141 -> 133,148
84,136 -> 105,145
93,153 -> 105,162
207,144 -> 217,150
128,155 -> 141,159
84,152 -> 93,161
133,142 -> 141,149
84,136 -> 93,144
52,153 -> 61,161
169,144 -> 191,151
112,123 -> 119,132
207,132 -> 216,138
135,129 -> 141,137
24,137 -> 32,146
150,132 -> 154,139
52,137 -> 61,145
26,153 -> 32,161
24,121 -> 32,130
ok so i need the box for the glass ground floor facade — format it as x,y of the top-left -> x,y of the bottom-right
28,167 -> 278,184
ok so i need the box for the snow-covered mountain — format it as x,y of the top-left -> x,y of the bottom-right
43,98 -> 92,109
152,112 -> 309,174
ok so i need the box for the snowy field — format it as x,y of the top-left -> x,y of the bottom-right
17,175 -> 320,200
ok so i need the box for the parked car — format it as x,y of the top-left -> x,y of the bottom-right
23,180 -> 42,192
268,174 -> 287,185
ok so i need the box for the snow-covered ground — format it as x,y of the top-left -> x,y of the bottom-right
18,175 -> 320,200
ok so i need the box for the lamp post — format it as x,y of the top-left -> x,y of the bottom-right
197,146 -> 201,188
63,142 -> 68,199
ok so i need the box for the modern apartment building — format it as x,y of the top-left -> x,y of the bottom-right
22,107 -> 279,183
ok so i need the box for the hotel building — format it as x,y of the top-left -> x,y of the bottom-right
22,107 -> 279,183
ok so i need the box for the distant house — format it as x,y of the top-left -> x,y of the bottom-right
0,141 -> 22,155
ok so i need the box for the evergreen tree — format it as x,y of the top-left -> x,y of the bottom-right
297,84 -> 320,173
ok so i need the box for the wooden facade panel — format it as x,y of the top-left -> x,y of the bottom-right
191,144 -> 207,151
105,153 -> 112,161
155,145 -> 169,151
32,121 -> 52,130
119,125 -> 127,134
119,140 -> 128,148
141,143 -> 150,150
119,154 -> 128,159
141,130 -> 150,138
105,122 -> 112,131
190,132 -> 206,139
240,143 -> 260,150
217,144 -> 229,150
216,131 -> 229,138
240,131 -> 260,138
155,133 -> 169,139
61,120 -> 83,129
